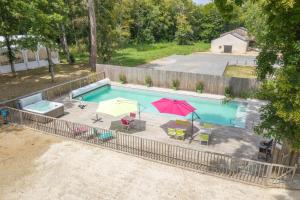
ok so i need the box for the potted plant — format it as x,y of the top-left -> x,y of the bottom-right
119,74 -> 127,84
145,75 -> 153,87
172,79 -> 180,90
196,82 -> 204,93
222,87 -> 234,104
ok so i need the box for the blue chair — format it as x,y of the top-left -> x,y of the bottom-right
93,128 -> 113,141
98,132 -> 114,141
0,109 -> 9,124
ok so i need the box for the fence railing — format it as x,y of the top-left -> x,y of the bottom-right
6,107 -> 297,188
97,64 -> 259,96
0,71 -> 106,108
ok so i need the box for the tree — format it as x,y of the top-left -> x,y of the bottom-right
175,14 -> 194,45
0,0 -> 28,76
95,0 -> 119,63
215,0 -> 300,151
26,0 -> 67,82
60,24 -> 72,64
87,0 -> 97,70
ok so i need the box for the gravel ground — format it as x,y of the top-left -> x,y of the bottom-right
1,127 -> 299,200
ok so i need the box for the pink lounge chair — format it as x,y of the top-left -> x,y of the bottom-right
130,112 -> 136,119
67,122 -> 88,136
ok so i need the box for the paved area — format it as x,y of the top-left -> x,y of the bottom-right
57,83 -> 266,160
2,131 -> 299,200
139,52 -> 257,76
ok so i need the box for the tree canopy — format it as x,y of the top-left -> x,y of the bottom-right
216,0 -> 300,150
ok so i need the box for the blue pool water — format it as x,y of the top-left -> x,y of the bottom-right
77,85 -> 247,127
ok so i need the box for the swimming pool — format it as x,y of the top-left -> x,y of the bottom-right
77,85 -> 247,128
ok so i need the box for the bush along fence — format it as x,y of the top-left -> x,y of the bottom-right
6,107 -> 297,188
97,64 -> 259,96
0,71 -> 106,108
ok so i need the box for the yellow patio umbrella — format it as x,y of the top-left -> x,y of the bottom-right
96,97 -> 138,117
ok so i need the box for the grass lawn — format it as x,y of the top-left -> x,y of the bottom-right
224,65 -> 257,79
0,64 -> 94,101
109,42 -> 210,67
63,42 -> 210,67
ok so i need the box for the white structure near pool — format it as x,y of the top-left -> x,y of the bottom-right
0,36 -> 59,74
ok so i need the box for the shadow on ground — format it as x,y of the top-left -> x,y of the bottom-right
109,119 -> 146,134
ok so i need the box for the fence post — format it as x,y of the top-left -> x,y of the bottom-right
19,110 -> 23,125
138,137 -> 142,156
265,164 -> 273,186
54,119 -> 57,135
116,131 -> 119,150
291,164 -> 297,181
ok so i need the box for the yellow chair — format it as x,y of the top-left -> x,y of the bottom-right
199,133 -> 210,145
203,123 -> 215,129
175,119 -> 189,126
176,129 -> 185,140
167,128 -> 176,138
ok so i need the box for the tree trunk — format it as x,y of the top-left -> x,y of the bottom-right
60,24 -> 71,64
87,0 -> 97,71
4,35 -> 16,76
46,47 -> 55,83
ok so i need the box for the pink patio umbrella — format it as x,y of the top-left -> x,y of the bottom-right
152,98 -> 198,136
152,98 -> 196,116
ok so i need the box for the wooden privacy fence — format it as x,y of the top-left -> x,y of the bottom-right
97,64 -> 259,96
6,107 -> 297,188
0,72 -> 106,108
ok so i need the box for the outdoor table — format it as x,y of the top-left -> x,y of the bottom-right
168,121 -> 191,133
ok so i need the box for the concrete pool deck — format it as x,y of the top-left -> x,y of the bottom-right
57,83 -> 267,160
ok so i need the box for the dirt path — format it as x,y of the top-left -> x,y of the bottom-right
0,127 -> 299,200
0,126 -> 61,198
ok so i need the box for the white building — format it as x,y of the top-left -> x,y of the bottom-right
211,27 -> 254,54
0,36 -> 59,74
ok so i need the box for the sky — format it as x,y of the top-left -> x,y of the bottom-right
193,0 -> 212,5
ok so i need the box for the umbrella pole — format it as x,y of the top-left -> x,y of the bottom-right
191,112 -> 194,138
138,103 -> 141,120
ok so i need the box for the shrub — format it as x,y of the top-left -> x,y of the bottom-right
69,53 -> 75,64
224,87 -> 233,98
119,74 -> 127,84
172,79 -> 180,90
223,87 -> 233,104
175,14 -> 194,45
196,82 -> 204,93
239,90 -> 258,99
145,75 -> 153,87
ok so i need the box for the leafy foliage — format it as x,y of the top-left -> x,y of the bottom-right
216,0 -> 300,149
145,75 -> 153,87
175,14 -> 194,45
255,66 -> 300,149
196,81 -> 204,93
172,79 -> 180,90
119,74 -> 127,84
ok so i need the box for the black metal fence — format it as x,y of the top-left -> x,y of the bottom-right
6,107 -> 297,188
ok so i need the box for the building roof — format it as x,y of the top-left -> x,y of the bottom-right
219,27 -> 254,42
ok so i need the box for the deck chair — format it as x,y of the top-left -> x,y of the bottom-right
175,119 -> 189,126
199,133 -> 210,145
202,123 -> 215,129
66,122 -> 88,136
167,128 -> 176,138
121,118 -> 132,130
0,109 -> 9,125
94,128 -> 113,141
176,129 -> 185,140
